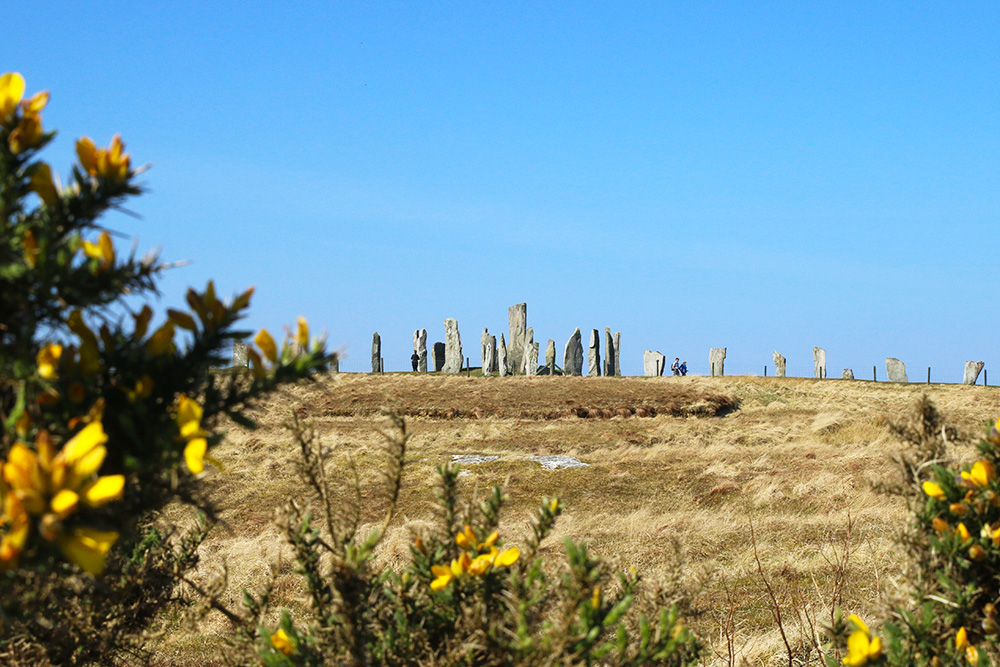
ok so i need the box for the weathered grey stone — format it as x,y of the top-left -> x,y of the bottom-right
604,328 -> 616,377
416,329 -> 428,372
644,350 -> 666,377
525,341 -> 539,376
508,303 -> 526,375
483,336 -> 496,376
813,346 -> 826,379
329,353 -> 340,373
452,454 -> 499,465
842,369 -> 854,380
964,361 -> 985,385
371,332 -> 381,373
588,329 -> 601,377
886,357 -> 908,383
563,329 -> 584,376
443,319 -> 463,374
233,340 -> 248,369
433,342 -> 445,372
709,348 -> 726,377
545,339 -> 556,373
498,334 -> 509,376
525,455 -> 589,470
772,351 -> 786,378
614,332 -> 621,376
522,327 -> 534,374
481,328 -> 491,371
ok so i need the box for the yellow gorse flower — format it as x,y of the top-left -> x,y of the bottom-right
842,614 -> 883,666
0,72 -> 25,119
270,629 -> 295,655
81,231 -> 115,268
961,460 -> 995,488
430,527 -> 519,590
37,343 -> 63,380
255,329 -> 277,363
924,481 -> 947,501
76,134 -> 131,183
0,422 -> 124,575
174,395 -> 208,474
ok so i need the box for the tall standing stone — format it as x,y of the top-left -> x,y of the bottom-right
842,369 -> 854,380
525,341 -> 539,376
522,327 -> 534,374
417,329 -> 428,372
483,337 -> 496,376
508,303 -> 527,375
545,339 -> 556,374
604,328 -> 616,377
371,333 -> 381,373
433,342 -> 446,372
614,332 -> 621,376
813,346 -> 826,379
563,328 -> 584,376
480,328 -> 491,371
710,348 -> 726,377
233,340 -> 248,369
964,361 -> 985,385
772,351 -> 786,378
498,334 -> 509,376
329,353 -> 340,373
643,350 -> 666,377
588,329 -> 601,377
443,319 -> 463,374
886,358 -> 908,383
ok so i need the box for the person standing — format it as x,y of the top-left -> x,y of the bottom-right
411,351 -> 419,372
679,360 -> 688,376
671,358 -> 681,376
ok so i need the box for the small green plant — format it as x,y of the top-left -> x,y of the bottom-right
209,411 -> 703,667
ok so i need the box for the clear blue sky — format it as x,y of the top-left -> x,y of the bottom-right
9,2 -> 999,379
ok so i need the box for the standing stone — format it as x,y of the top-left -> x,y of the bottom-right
813,346 -> 827,379
710,348 -> 727,377
545,339 -> 556,374
443,319 -> 463,374
498,334 -> 509,376
483,336 -> 496,376
525,341 -> 539,376
480,328 -> 491,371
233,340 -> 248,369
886,358 -> 908,383
772,351 -> 786,378
964,361 -> 985,385
522,327 -> 534,374
433,342 -> 446,372
329,353 -> 340,373
588,329 -> 601,377
643,350 -> 666,377
416,329 -> 428,372
563,328 -> 584,376
371,333 -> 381,373
604,328 -> 616,377
614,332 -> 621,376
842,369 -> 854,380
508,303 -> 527,375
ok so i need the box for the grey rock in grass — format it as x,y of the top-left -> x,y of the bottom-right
772,351 -> 786,378
964,361 -> 985,385
233,340 -> 248,369
644,350 -> 666,377
526,455 -> 589,470
452,454 -> 499,465
498,334 -> 509,376
563,328 -> 584,376
842,369 -> 854,380
545,339 -> 556,373
433,342 -> 446,372
614,331 -> 621,376
522,327 -> 534,374
508,303 -> 527,375
709,348 -> 726,377
484,335 -> 496,376
416,329 -> 428,373
813,346 -> 826,379
481,328 -> 491,371
886,357 -> 908,383
525,341 -> 539,376
604,328 -> 616,377
371,332 -> 381,373
329,353 -> 340,373
588,329 -> 601,377
443,319 -> 463,374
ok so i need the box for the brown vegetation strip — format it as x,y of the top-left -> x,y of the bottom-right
292,374 -> 739,420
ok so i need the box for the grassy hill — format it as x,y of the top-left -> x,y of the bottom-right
152,374 -> 1000,665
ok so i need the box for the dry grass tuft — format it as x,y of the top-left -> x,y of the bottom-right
150,374 -> 1000,666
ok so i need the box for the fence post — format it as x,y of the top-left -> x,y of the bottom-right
466,357 -> 470,377
873,365 -> 877,382
764,365 -> 767,377
986,370 -> 988,386
927,367 -> 931,384
380,357 -> 384,374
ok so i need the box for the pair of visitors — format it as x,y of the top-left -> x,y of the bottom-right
670,358 -> 688,376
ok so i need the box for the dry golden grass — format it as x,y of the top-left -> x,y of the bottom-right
150,374 -> 1000,666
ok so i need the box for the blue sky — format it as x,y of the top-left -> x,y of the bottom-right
9,2 -> 999,378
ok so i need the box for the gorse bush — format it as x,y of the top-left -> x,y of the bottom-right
208,412 -> 704,667
0,71 -> 332,665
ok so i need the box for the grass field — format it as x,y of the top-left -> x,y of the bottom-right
151,373 -> 1000,665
